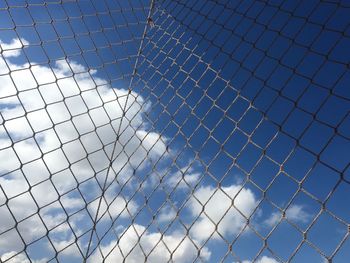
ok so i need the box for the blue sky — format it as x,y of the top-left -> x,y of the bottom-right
0,0 -> 350,263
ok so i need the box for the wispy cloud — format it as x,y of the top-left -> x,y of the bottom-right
263,204 -> 311,227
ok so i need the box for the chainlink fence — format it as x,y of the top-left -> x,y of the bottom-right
0,0 -> 350,262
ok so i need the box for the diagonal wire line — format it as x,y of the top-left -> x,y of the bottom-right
83,0 -> 157,260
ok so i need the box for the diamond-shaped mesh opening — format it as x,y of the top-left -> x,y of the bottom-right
1,0 -> 350,262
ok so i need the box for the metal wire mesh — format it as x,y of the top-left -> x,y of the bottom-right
0,0 -> 350,262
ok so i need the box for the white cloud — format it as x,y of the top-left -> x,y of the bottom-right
0,38 -> 167,259
188,184 -> 258,242
87,194 -> 138,222
258,256 -> 279,263
0,171 -> 86,255
88,224 -> 211,263
0,38 -> 28,58
157,205 -> 177,223
50,239 -> 82,258
0,38 -> 167,176
241,255 -> 280,263
0,251 -> 47,263
87,182 -> 259,261
264,205 -> 311,227
166,165 -> 201,190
